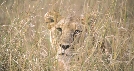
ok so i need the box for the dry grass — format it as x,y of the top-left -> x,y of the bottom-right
0,0 -> 134,71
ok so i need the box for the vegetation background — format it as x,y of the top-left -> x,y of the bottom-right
0,0 -> 134,71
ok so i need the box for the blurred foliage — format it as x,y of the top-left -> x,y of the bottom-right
0,0 -> 134,71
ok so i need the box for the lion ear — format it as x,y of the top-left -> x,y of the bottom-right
44,10 -> 62,29
80,14 -> 85,25
80,14 -> 90,25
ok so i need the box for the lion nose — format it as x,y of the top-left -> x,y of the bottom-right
60,44 -> 70,50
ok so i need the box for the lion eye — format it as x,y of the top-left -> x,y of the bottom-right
50,18 -> 54,22
56,28 -> 62,32
74,30 -> 82,35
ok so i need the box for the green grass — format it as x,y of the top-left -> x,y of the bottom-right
0,0 -> 134,71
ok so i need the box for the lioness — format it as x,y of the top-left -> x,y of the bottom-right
44,11 -> 87,71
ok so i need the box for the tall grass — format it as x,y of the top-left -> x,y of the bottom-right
0,0 -> 134,71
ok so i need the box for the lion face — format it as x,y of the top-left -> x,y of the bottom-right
55,17 -> 85,56
44,11 -> 87,62
44,11 -> 88,71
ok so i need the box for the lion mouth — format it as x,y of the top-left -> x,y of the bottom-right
58,49 -> 71,56
58,49 -> 67,55
58,53 -> 65,55
58,53 -> 70,56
